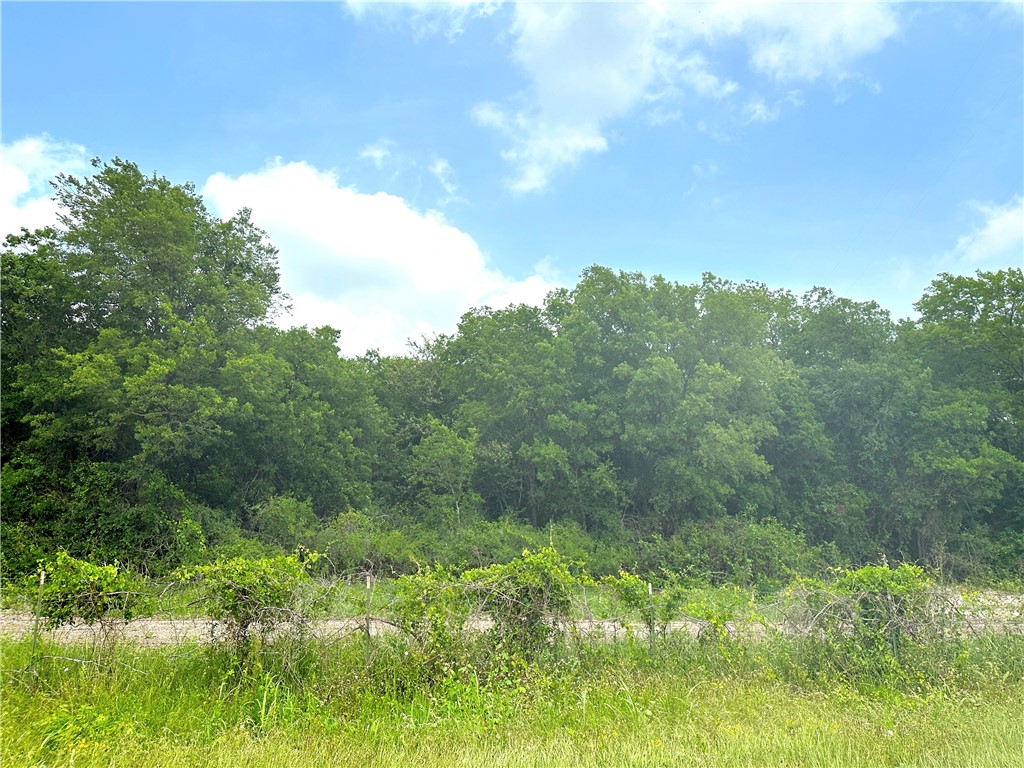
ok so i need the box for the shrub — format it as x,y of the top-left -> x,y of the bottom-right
633,518 -> 829,590
0,520 -> 48,584
462,547 -> 584,656
392,565 -> 474,660
603,569 -> 684,643
177,554 -> 313,653
832,562 -> 932,655
315,509 -> 416,576
248,496 -> 318,552
783,562 -> 949,683
35,551 -> 149,633
392,547 -> 586,666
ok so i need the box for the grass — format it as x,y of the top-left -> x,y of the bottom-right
3,630 -> 1022,768
4,562 -> 1022,767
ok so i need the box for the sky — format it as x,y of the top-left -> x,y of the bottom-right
3,1 -> 1022,357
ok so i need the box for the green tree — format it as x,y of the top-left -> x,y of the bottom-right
52,158 -> 283,337
912,271 -> 1024,530
914,269 -> 1023,397
411,417 -> 481,528
0,160 -> 385,571
209,326 -> 383,516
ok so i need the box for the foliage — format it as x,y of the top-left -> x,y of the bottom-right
176,554 -> 313,651
0,520 -> 47,581
603,569 -> 665,645
783,563 -> 952,681
463,547 -> 584,654
832,563 -> 934,654
35,551 -> 149,630
604,571 -> 763,650
632,519 -> 833,590
1,154 -> 1021,584
914,268 -> 1023,396
410,417 -> 481,528
390,547 -> 587,669
314,509 -> 416,576
392,565 -> 474,656
248,496 -> 318,551
3,600 -> 1023,767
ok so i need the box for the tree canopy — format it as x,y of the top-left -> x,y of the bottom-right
2,159 -> 1022,582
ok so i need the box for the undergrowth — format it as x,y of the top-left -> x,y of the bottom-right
2,630 -> 1022,767
3,551 -> 1023,766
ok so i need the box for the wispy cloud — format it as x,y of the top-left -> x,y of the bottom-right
429,157 -> 464,206
743,98 -> 781,124
359,138 -> 395,169
352,2 -> 901,193
472,105 -> 608,194
691,160 -> 720,179
743,91 -> 803,123
347,0 -> 501,41
992,0 -> 1024,20
728,2 -> 900,82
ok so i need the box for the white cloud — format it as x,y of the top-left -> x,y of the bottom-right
743,90 -> 803,124
1,135 -> 89,239
672,52 -> 739,100
644,105 -> 683,127
429,157 -> 463,205
992,0 -> 1024,19
348,0 -> 500,41
743,98 -> 780,124
477,110 -> 608,194
718,2 -> 900,82
472,101 -> 508,131
944,196 -> 1024,268
359,138 -> 394,169
466,3 -> 672,192
202,159 -> 556,356
355,2 -> 900,192
834,73 -> 883,104
696,120 -> 733,144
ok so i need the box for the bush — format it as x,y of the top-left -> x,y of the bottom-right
832,562 -> 933,654
392,547 -> 587,667
314,509 -> 416,576
392,565 -> 474,655
463,547 -> 584,655
35,551 -> 149,632
604,571 -> 760,652
936,526 -> 1024,585
633,518 -> 832,591
783,562 -> 950,683
0,520 -> 48,584
177,554 -> 313,653
419,519 -> 539,570
248,496 -> 318,552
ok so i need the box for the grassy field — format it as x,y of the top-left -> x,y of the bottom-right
4,556 -> 1022,766
3,630 -> 1022,768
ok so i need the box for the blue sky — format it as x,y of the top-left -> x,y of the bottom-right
3,1 -> 1022,356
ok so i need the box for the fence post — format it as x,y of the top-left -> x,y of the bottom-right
28,569 -> 46,676
647,581 -> 656,655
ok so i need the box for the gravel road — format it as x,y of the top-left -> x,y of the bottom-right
2,591 -> 1020,647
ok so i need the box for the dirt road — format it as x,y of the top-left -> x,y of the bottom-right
2,591 -> 1020,647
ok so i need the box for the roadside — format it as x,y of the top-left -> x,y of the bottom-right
2,588 -> 1021,647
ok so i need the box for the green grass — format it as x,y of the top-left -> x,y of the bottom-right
3,632 -> 1022,768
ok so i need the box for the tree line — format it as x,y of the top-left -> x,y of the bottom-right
2,159 -> 1022,584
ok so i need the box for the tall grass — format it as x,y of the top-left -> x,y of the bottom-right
5,556 -> 1022,766
3,629 -> 1022,767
